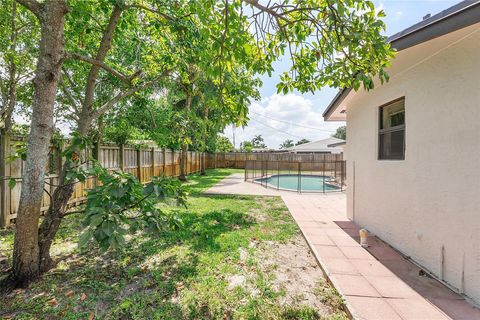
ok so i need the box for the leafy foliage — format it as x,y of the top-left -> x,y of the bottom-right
240,140 -> 253,152
103,119 -> 149,146
295,139 -> 310,145
80,172 -> 187,251
251,134 -> 267,148
333,126 -> 346,140
214,135 -> 234,152
280,139 -> 294,149
0,0 -> 38,130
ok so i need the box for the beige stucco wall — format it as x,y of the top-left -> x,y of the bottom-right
346,25 -> 480,303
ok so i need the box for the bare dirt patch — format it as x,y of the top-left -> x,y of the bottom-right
228,233 -> 348,319
258,235 -> 330,314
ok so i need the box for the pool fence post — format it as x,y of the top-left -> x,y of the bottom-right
323,156 -> 326,193
334,159 -> 337,188
298,161 -> 301,194
265,160 -> 268,189
244,160 -> 247,181
340,161 -> 344,192
277,161 -> 279,190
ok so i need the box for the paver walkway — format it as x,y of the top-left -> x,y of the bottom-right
206,173 -> 480,320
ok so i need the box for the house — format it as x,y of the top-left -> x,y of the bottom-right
251,147 -> 274,153
323,1 -> 480,304
283,137 -> 345,154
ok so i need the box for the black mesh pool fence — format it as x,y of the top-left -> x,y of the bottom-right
244,159 -> 346,193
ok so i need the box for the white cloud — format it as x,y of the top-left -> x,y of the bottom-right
394,10 -> 403,21
223,93 -> 344,150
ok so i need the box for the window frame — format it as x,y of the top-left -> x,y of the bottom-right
378,97 -> 406,161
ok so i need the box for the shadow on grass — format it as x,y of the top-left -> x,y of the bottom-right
100,204 -> 256,318
158,207 -> 255,252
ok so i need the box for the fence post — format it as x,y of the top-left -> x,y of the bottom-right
119,144 -> 125,171
137,148 -> 142,182
323,157 -> 325,193
53,139 -> 64,204
92,141 -> 100,187
162,149 -> 166,176
151,147 -> 155,180
298,162 -> 301,194
171,149 -> 176,176
0,134 -> 10,228
244,160 -> 247,181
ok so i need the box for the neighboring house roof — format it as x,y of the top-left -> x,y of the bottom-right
327,141 -> 346,148
285,137 -> 345,153
252,147 -> 273,152
323,0 -> 480,120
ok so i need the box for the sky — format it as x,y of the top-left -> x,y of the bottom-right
224,0 -> 459,150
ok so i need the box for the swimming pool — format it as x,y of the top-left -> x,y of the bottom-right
255,174 -> 341,192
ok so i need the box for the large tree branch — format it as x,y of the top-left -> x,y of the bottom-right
81,4 -> 124,114
15,0 -> 41,18
126,4 -> 173,21
243,0 -> 289,21
61,81 -> 80,112
65,52 -> 142,85
92,69 -> 171,118
62,67 -> 79,92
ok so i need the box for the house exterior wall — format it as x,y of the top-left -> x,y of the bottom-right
346,28 -> 480,303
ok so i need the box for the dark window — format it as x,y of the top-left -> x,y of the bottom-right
378,98 -> 405,160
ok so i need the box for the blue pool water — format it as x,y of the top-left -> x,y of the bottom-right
255,174 -> 340,192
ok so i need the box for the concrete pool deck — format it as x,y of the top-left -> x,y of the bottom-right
206,173 -> 480,320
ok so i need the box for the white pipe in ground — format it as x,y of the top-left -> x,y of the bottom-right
359,229 -> 369,248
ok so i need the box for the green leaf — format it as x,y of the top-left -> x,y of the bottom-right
8,178 -> 16,189
79,229 -> 93,249
89,213 -> 104,227
101,220 -> 116,237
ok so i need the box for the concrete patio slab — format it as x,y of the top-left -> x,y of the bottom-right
206,172 -> 480,319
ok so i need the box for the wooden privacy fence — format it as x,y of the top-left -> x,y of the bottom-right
0,134 -> 343,227
206,152 -> 343,169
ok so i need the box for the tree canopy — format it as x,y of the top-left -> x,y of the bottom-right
296,139 -> 310,145
280,139 -> 294,149
333,126 -> 346,140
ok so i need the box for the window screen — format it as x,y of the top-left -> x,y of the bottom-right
379,98 -> 405,160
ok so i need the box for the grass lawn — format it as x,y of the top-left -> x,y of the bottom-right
0,169 -> 347,320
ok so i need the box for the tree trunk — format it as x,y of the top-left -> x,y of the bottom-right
36,119 -> 90,272
35,5 -> 123,273
179,93 -> 192,182
200,105 -> 209,175
200,153 -> 206,175
179,142 -> 188,181
37,164 -> 74,272
11,0 -> 68,287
